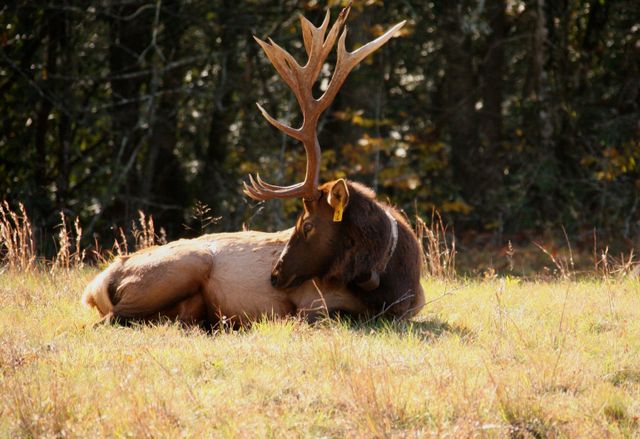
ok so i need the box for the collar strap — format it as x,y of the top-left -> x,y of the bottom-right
357,209 -> 398,291
382,209 -> 399,270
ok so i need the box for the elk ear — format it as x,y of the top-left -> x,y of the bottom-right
327,179 -> 350,222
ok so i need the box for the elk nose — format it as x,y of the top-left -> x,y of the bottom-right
271,260 -> 282,286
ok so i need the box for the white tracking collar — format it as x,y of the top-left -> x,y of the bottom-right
382,209 -> 398,271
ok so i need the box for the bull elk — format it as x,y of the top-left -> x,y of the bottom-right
82,6 -> 424,326
244,6 -> 423,319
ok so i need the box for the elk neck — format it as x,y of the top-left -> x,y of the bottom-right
356,208 -> 399,291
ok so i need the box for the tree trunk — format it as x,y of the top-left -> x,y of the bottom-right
55,6 -> 71,210
141,2 -> 189,236
440,2 -> 479,205
34,8 -> 60,195
107,2 -> 152,224
202,0 -> 239,224
533,0 -> 552,152
481,0 -> 506,162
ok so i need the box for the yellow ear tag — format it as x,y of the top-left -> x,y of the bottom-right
333,200 -> 344,222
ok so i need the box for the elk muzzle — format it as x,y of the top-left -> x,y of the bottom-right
270,259 -> 283,287
271,258 -> 306,290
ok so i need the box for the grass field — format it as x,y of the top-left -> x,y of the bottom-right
1,269 -> 639,437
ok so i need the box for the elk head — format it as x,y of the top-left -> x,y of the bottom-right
244,6 -> 405,290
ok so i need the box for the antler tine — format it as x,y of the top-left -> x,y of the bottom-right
255,174 -> 305,191
343,20 -> 406,68
256,103 -> 303,141
243,174 -> 307,201
322,6 -> 350,55
245,6 -> 404,202
300,7 -> 349,84
300,9 -> 330,58
253,36 -> 300,94
319,19 -> 406,112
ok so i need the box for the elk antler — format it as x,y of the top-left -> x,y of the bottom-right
243,6 -> 406,201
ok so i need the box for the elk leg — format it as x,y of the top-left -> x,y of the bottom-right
294,283 -> 368,323
158,293 -> 207,325
109,242 -> 213,319
90,311 -> 114,328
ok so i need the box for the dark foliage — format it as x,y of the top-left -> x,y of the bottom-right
1,0 -> 638,255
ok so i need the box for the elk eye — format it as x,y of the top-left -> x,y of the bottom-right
302,222 -> 314,237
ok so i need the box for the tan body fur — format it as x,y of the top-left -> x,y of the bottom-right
82,229 -> 367,326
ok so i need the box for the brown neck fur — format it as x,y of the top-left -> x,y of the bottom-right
323,181 -> 424,317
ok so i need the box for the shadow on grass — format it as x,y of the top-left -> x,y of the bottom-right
607,368 -> 640,387
331,314 -> 476,343
97,310 -> 476,343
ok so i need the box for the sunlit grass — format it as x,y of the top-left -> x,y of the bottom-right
1,270 -> 639,437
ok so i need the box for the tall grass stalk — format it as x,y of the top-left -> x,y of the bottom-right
52,212 -> 85,273
0,201 -> 36,271
415,210 -> 456,279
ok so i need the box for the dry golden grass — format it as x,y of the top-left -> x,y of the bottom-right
1,203 -> 638,436
0,202 -> 36,271
112,210 -> 166,257
131,210 -> 167,251
416,210 -> 456,280
52,212 -> 85,273
1,270 -> 638,437
1,203 -> 165,272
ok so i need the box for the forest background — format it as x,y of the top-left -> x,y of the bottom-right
1,0 -> 639,266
